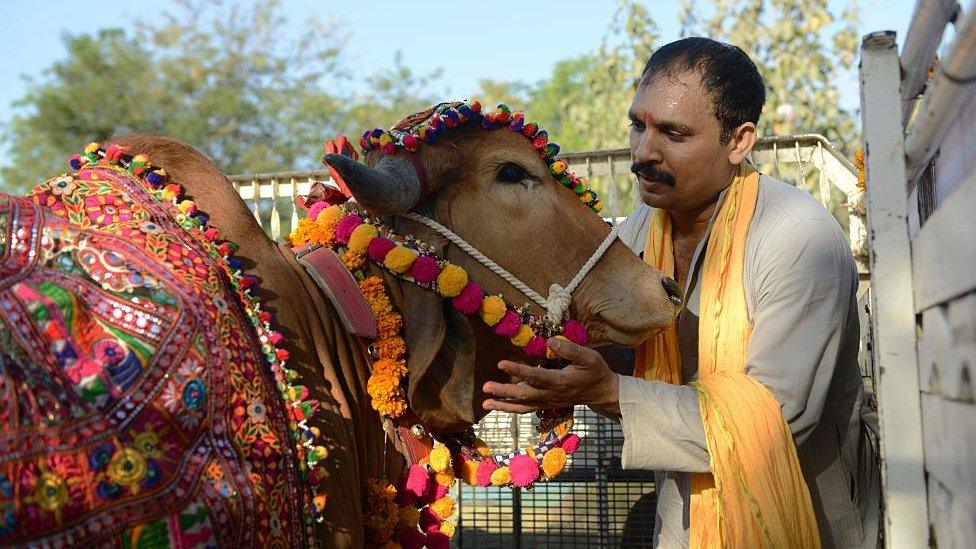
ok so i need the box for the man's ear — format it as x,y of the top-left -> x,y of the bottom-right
727,122 -> 758,165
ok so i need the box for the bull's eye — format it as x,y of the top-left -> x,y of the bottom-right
496,163 -> 529,184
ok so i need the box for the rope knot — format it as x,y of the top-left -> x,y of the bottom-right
545,284 -> 572,324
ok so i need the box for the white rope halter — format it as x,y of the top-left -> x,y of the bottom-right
401,212 -> 620,325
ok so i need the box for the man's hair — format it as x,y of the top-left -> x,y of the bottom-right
640,37 -> 766,143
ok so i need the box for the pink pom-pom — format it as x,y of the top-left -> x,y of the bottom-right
562,319 -> 588,345
494,310 -> 521,337
269,332 -> 283,345
452,282 -> 484,314
426,532 -> 451,549
419,506 -> 442,532
403,464 -> 431,502
307,201 -> 329,221
524,336 -> 547,357
476,459 -> 498,487
434,482 -> 449,501
334,214 -> 363,244
367,237 -> 396,262
409,255 -> 440,283
509,454 -> 540,487
204,227 -> 219,241
399,528 -> 427,549
561,434 -> 581,454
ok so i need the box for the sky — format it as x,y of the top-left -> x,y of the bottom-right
0,0 -> 917,143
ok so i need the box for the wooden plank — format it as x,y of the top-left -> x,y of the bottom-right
913,171 -> 976,311
920,393 -> 976,548
859,31 -> 930,548
946,293 -> 976,401
918,305 -> 951,394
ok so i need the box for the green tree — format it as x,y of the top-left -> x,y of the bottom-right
340,50 -> 447,134
0,0 -> 350,191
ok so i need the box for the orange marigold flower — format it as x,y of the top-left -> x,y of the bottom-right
374,393 -> 407,417
367,372 -> 400,399
430,496 -> 455,519
374,337 -> 406,360
377,313 -> 403,339
373,357 -> 407,378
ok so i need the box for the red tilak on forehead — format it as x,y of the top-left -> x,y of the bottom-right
641,110 -> 655,124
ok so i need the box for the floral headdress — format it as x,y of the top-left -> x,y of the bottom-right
357,100 -> 604,214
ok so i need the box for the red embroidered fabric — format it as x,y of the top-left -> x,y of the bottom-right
0,166 -> 310,545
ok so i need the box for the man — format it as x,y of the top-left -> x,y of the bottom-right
483,37 -> 880,548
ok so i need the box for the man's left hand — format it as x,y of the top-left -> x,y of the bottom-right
482,337 -> 621,417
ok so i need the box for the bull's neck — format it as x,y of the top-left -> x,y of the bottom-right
265,245 -> 404,543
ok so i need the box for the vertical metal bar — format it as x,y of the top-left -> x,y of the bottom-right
596,415 -> 611,547
860,30 -> 930,548
270,177 -> 281,241
510,412 -> 522,549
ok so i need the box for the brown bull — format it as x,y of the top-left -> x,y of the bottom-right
119,117 -> 678,545
0,107 -> 677,546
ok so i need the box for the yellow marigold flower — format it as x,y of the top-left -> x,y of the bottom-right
541,447 -> 568,479
435,468 -> 455,488
479,295 -> 506,326
348,223 -> 379,254
384,246 -> 418,274
510,325 -> 534,347
342,249 -> 365,270
546,335 -> 570,359
430,496 -> 455,519
288,218 -> 315,246
317,206 -> 344,230
429,444 -> 452,473
437,264 -> 468,297
441,521 -> 456,538
459,458 -> 479,485
491,466 -> 511,486
473,438 -> 492,457
398,505 -> 420,528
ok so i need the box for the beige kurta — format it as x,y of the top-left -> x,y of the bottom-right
616,175 -> 881,548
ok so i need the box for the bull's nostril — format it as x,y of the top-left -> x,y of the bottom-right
662,277 -> 683,307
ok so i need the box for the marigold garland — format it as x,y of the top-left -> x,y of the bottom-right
288,203 -> 591,420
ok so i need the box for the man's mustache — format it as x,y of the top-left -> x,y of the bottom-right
631,162 -> 676,187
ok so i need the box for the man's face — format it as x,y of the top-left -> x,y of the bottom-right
628,69 -> 737,213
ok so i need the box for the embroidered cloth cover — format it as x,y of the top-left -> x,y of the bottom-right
0,166 -> 309,545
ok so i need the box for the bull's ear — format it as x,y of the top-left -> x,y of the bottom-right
383,217 -> 479,434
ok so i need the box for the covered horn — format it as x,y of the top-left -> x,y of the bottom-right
323,154 -> 421,216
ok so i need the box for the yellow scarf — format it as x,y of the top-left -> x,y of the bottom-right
636,165 -> 821,548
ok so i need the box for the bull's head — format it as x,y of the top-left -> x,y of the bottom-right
325,107 -> 680,434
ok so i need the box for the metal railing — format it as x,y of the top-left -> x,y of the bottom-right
229,134 -> 866,270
